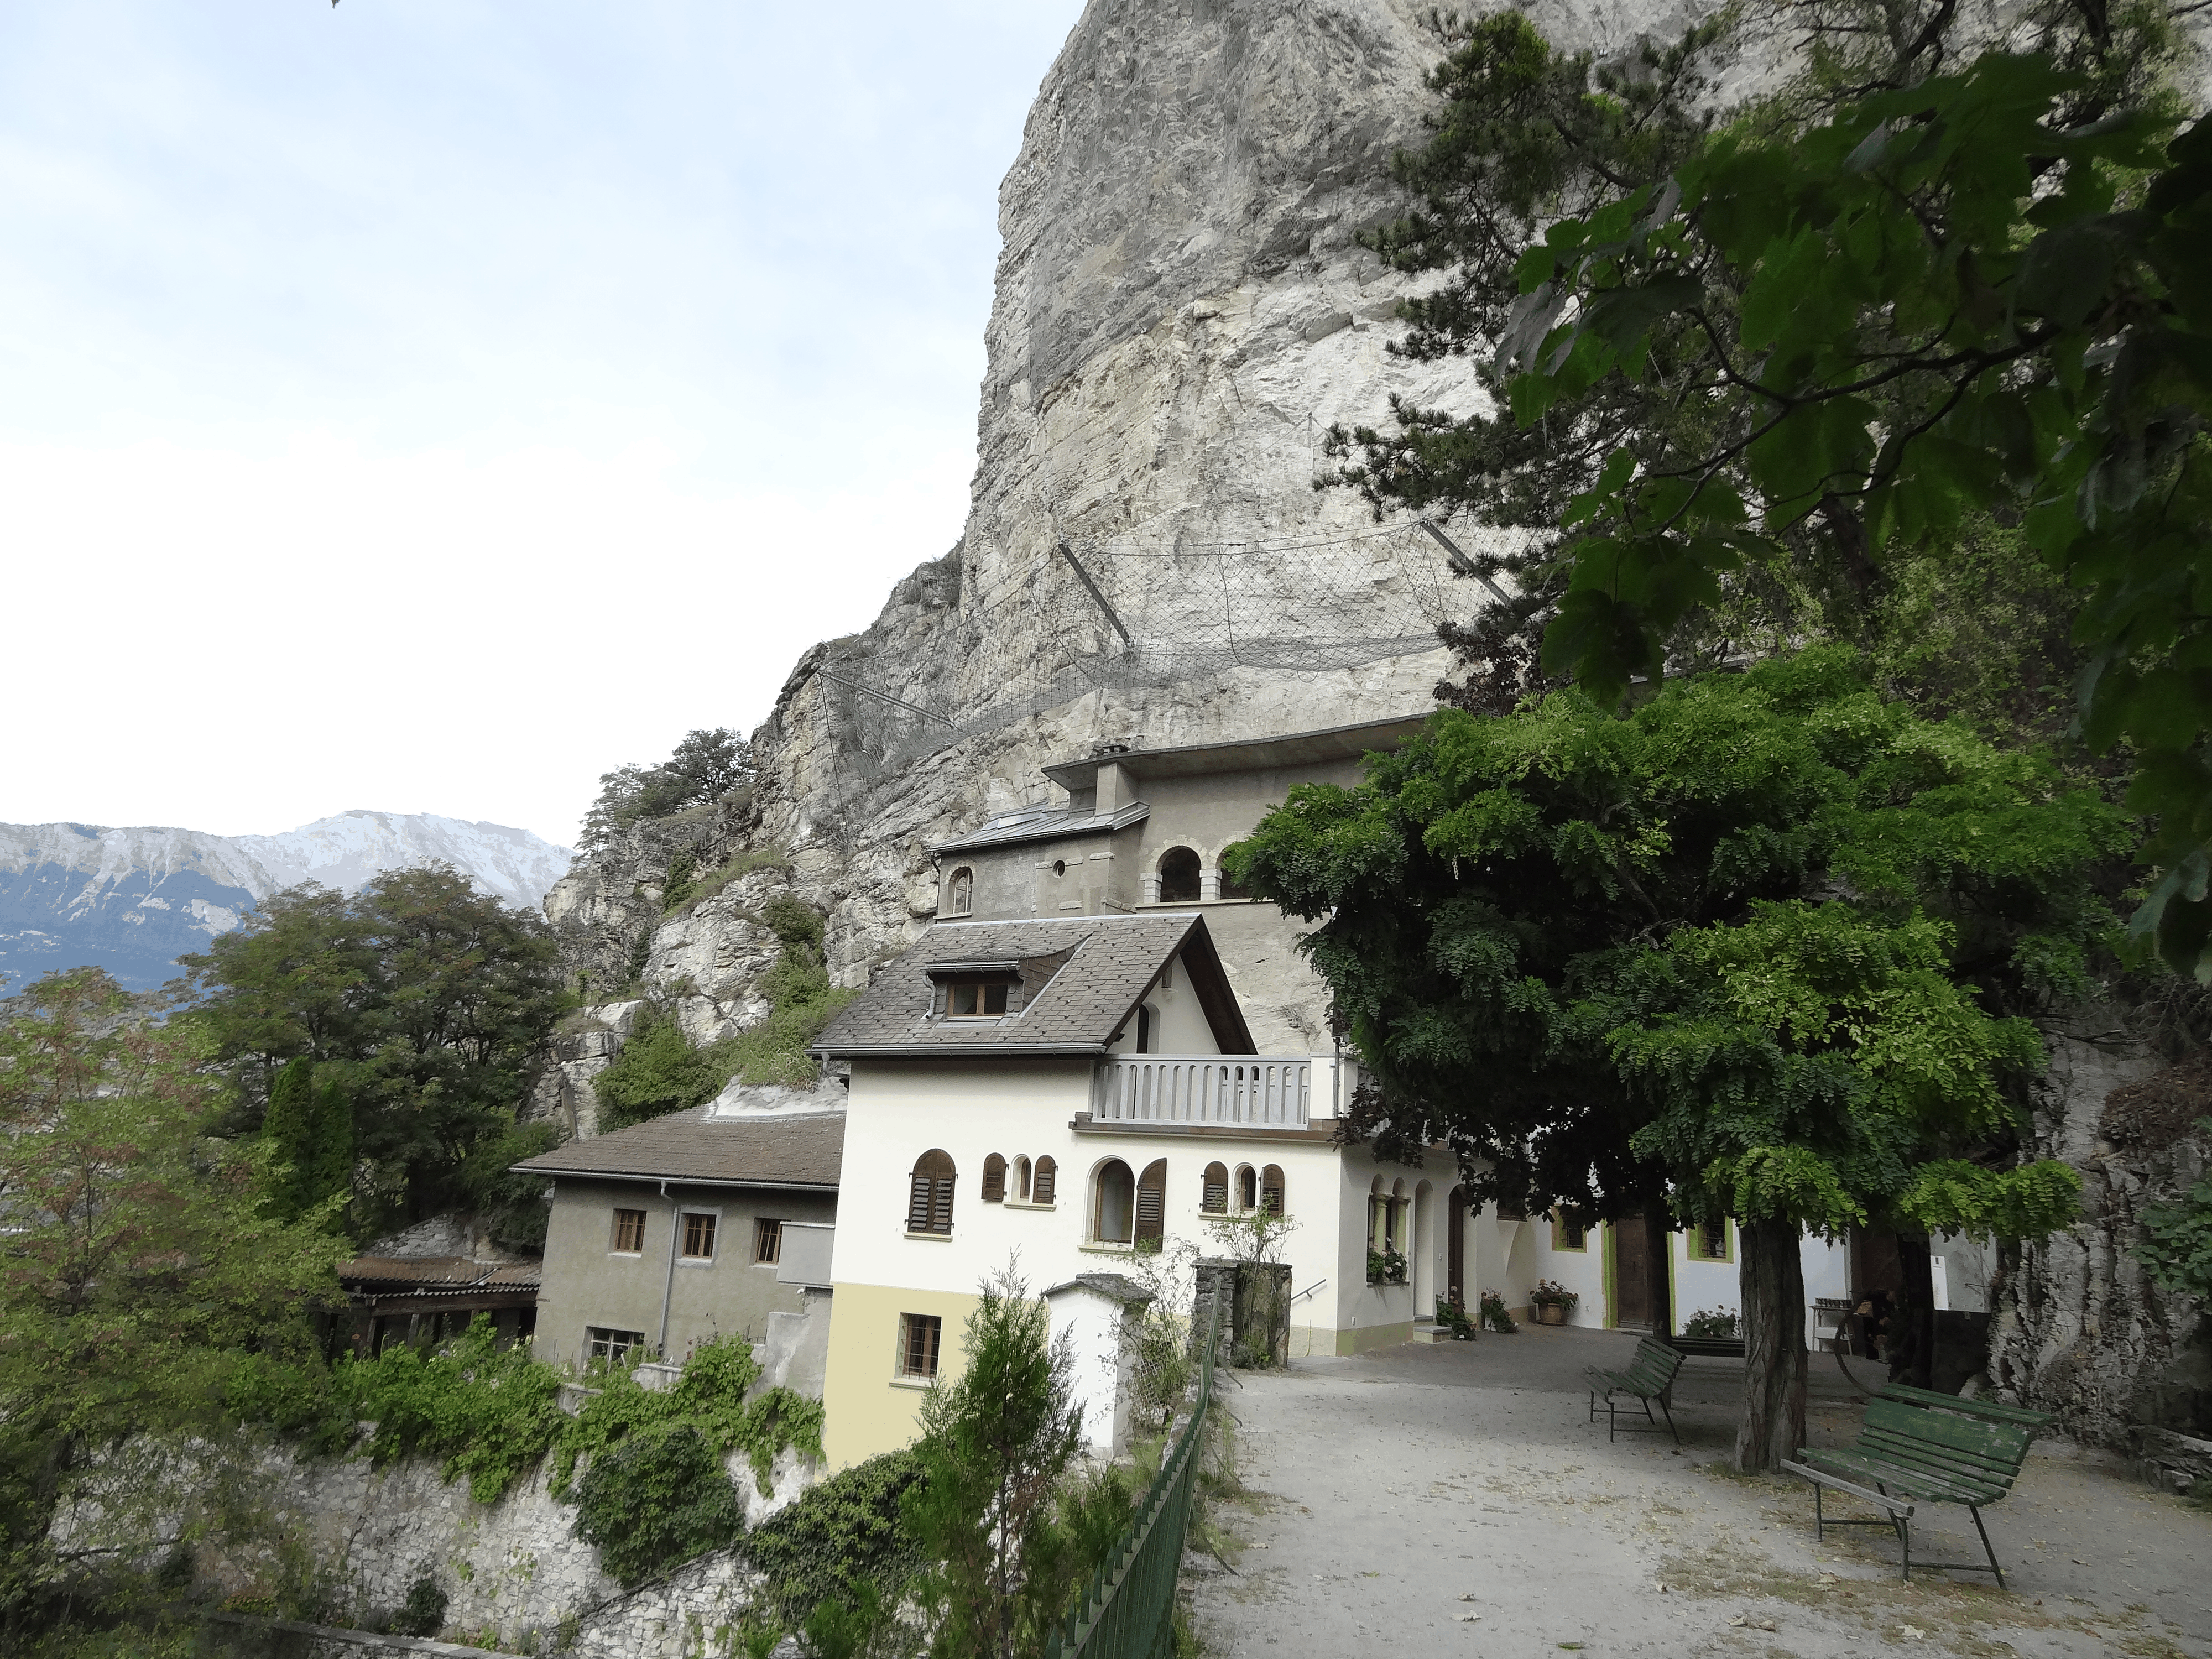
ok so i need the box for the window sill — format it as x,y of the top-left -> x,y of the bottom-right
904,1230 -> 954,1242
1079,1242 -> 1135,1255
889,1375 -> 936,1391
607,1251 -> 644,1259
1004,1200 -> 1056,1212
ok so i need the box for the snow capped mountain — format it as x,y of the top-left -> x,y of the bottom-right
0,811 -> 574,992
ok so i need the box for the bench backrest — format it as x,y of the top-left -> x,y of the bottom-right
1877,1383 -> 2056,1432
1625,1336 -> 1686,1392
1856,1396 -> 2034,1493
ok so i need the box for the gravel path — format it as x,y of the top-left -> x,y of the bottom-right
1185,1326 -> 2212,1658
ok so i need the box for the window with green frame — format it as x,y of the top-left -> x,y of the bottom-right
1688,1218 -> 1733,1263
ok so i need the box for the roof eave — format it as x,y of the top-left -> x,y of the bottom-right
809,1042 -> 1110,1060
507,1165 -> 842,1192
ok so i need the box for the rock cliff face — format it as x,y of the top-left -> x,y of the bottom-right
545,0 -> 1718,1073
1992,1038 -> 2211,1446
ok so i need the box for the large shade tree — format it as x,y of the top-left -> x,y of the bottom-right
179,863 -> 565,1236
1228,650 -> 2119,1465
0,969 -> 346,1642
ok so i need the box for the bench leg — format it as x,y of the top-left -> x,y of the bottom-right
1896,1510 -> 1911,1582
1658,1395 -> 1679,1446
1968,1504 -> 2004,1592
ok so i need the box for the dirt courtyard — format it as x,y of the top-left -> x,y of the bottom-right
1185,1326 -> 2212,1658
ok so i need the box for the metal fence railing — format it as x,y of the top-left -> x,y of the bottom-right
1044,1296 -> 1223,1659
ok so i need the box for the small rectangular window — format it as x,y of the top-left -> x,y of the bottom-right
898,1313 -> 942,1379
612,1208 -> 646,1253
588,1326 -> 645,1365
1494,1194 -> 1525,1222
754,1217 -> 784,1264
948,982 -> 1009,1017
681,1212 -> 718,1260
1692,1219 -> 1732,1262
1552,1213 -> 1587,1252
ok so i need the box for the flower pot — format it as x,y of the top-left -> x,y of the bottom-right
1536,1304 -> 1567,1326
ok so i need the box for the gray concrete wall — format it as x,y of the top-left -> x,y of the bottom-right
534,1177 -> 837,1368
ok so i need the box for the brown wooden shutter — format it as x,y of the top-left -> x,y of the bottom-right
982,1154 -> 1006,1202
1201,1162 -> 1228,1214
909,1150 -> 956,1234
1135,1159 -> 1167,1245
1260,1164 -> 1285,1215
1033,1156 -> 1056,1206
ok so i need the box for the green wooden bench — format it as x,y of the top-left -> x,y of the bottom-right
1585,1336 -> 1687,1443
1782,1389 -> 2054,1587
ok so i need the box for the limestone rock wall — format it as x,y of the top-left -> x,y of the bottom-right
1991,1036 -> 2211,1447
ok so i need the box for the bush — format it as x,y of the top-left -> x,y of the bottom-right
1681,1307 -> 1741,1339
741,1450 -> 925,1631
1478,1290 -> 1517,1333
573,1424 -> 745,1589
392,1575 -> 447,1638
339,1320 -> 567,1501
592,1005 -> 733,1131
459,1117 -> 560,1250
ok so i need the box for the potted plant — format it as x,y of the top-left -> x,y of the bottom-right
1366,1245 -> 1407,1286
1528,1279 -> 1578,1325
1479,1290 -> 1518,1333
1434,1297 -> 1477,1339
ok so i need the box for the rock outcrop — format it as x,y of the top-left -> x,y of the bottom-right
1992,1036 -> 2211,1446
542,0 -> 1587,1063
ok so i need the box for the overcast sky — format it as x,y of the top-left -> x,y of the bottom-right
0,1 -> 1086,848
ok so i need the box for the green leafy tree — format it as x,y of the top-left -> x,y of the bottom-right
259,1056 -> 354,1229
902,1267 -> 1084,1659
1228,650 -> 2116,1466
0,969 -> 347,1642
181,864 -> 565,1235
1334,3 -> 2210,965
580,727 -> 754,851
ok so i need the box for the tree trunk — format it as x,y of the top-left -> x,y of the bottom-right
1895,1230 -> 1937,1390
1735,1219 -> 1808,1473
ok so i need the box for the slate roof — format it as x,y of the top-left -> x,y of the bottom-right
511,1108 -> 845,1190
929,800 -> 1150,856
811,912 -> 1255,1057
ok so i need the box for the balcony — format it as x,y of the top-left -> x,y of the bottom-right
1089,1056 -> 1312,1129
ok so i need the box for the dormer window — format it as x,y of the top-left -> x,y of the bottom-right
926,957 -> 1023,1019
947,981 -> 1009,1018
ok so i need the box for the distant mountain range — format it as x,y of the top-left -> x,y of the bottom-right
0,811 -> 575,993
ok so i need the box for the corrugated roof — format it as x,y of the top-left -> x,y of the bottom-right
512,1107 -> 845,1188
339,1256 -> 542,1292
811,912 -> 1254,1057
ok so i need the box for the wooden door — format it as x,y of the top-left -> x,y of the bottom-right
1612,1220 -> 1653,1330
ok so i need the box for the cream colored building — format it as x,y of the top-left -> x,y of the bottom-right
808,910 -> 1454,1472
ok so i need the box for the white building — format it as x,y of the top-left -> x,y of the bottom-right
808,911 -> 1455,1470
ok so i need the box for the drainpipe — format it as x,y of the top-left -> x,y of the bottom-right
658,1178 -> 680,1359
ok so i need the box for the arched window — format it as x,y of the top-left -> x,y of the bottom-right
1236,1165 -> 1258,1213
1093,1160 -> 1135,1244
1136,1160 -> 1167,1247
907,1150 -> 955,1234
1033,1156 -> 1057,1206
982,1154 -> 1006,1203
1219,850 -> 1251,901
1201,1162 -> 1229,1214
1013,1155 -> 1032,1203
946,867 -> 973,917
1157,846 -> 1202,903
1260,1164 -> 1285,1215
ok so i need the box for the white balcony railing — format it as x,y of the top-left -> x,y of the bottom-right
1091,1056 -> 1311,1129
